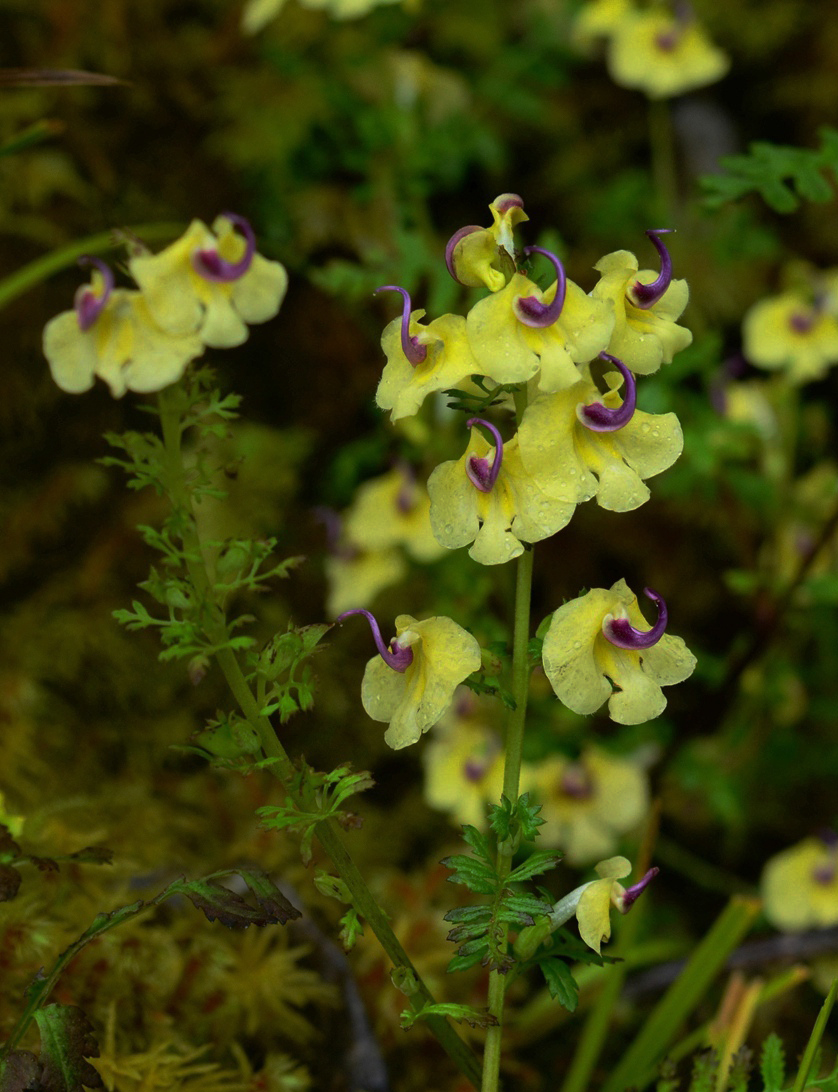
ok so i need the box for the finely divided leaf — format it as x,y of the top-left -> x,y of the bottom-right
539,959 -> 579,1012
33,1005 -> 103,1092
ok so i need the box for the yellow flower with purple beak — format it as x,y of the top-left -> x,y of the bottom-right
542,580 -> 696,724
592,230 -> 692,374
532,747 -> 649,865
427,418 -> 576,565
43,258 -> 204,398
517,352 -> 683,512
743,285 -> 838,384
465,246 -> 615,392
445,193 -> 529,292
129,214 -> 288,348
761,833 -> 838,931
515,855 -> 659,957
374,287 -> 480,421
337,610 -> 482,749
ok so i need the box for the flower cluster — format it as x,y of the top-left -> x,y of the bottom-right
573,0 -> 729,100
43,214 -> 288,398
340,195 -> 695,746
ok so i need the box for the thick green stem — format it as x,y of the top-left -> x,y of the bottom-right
481,545 -> 536,1092
155,383 -> 481,1089
0,223 -> 185,313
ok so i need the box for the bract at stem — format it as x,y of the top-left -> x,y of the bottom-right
192,212 -> 256,283
577,353 -> 637,432
602,588 -> 668,650
74,256 -> 114,331
464,417 -> 503,492
630,229 -> 673,310
335,608 -> 414,672
375,285 -> 427,366
514,246 -> 567,328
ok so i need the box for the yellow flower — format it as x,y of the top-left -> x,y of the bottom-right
343,465 -> 445,563
541,580 -> 696,724
531,747 -> 649,865
465,248 -> 615,393
445,193 -> 529,292
427,418 -> 576,566
761,835 -> 838,931
339,611 -> 482,749
592,232 -> 692,374
129,214 -> 288,348
607,8 -> 730,99
743,290 -> 838,384
375,287 -> 481,421
515,855 -> 659,957
42,259 -> 204,398
516,355 -> 683,512
422,692 -> 506,829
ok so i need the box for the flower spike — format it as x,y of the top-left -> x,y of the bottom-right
602,587 -> 668,650
465,417 -> 503,492
74,257 -> 114,331
630,229 -> 673,309
336,608 -> 414,672
192,212 -> 256,283
445,225 -> 484,285
514,246 -> 567,328
577,353 -> 637,432
375,286 -> 427,366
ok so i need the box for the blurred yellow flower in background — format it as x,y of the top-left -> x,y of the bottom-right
532,747 -> 649,865
743,287 -> 838,384
762,834 -> 838,931
422,693 -> 506,829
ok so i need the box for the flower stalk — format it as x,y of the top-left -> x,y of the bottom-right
156,381 -> 481,1090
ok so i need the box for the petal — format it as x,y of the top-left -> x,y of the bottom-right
129,220 -> 211,336
577,877 -> 615,953
428,456 -> 483,551
594,636 -> 667,725
230,253 -> 289,325
594,855 -> 632,880
541,589 -> 615,714
466,274 -> 542,385
612,409 -> 684,480
639,634 -> 697,686
42,310 -> 97,393
517,387 -> 599,504
361,654 -> 408,723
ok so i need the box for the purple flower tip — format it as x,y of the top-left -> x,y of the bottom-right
376,285 -> 427,366
465,418 -> 503,492
444,225 -> 484,285
335,608 -> 414,672
620,867 -> 660,912
493,193 -> 525,214
603,588 -> 668,650
74,257 -> 114,331
578,353 -> 637,433
630,229 -> 674,310
514,246 -> 567,328
192,212 -> 256,283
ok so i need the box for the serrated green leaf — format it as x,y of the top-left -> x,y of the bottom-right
459,824 -> 493,863
32,1005 -> 103,1091
760,1033 -> 785,1092
539,959 -> 579,1012
443,905 -> 493,925
447,946 -> 489,974
507,852 -> 562,884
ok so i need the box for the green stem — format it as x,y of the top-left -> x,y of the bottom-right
155,382 -> 482,1089
648,99 -> 678,224
481,545 -> 536,1092
0,223 -> 185,313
